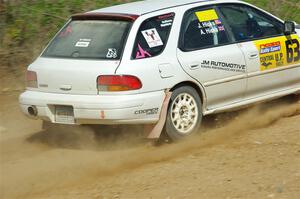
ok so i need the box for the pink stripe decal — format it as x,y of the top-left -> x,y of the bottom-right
136,44 -> 151,59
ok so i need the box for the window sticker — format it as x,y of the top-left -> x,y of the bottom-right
158,13 -> 174,20
141,28 -> 163,48
254,35 -> 300,71
195,9 -> 225,35
75,39 -> 91,48
157,13 -> 174,28
106,48 -> 118,59
59,26 -> 73,37
136,43 -> 151,59
195,9 -> 219,22
160,19 -> 173,27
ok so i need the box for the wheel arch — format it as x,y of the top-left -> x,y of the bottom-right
169,81 -> 207,110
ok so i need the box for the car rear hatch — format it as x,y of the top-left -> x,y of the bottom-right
30,13 -> 138,95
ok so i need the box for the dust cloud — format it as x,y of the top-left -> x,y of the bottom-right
37,98 -> 300,193
83,97 -> 300,177
1,94 -> 299,198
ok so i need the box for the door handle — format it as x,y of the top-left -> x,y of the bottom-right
189,63 -> 200,69
248,52 -> 259,59
60,85 -> 72,91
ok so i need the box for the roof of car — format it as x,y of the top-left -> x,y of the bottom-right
89,0 -> 241,16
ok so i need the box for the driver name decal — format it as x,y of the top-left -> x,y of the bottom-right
195,9 -> 225,35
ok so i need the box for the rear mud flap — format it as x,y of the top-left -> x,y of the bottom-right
147,90 -> 172,139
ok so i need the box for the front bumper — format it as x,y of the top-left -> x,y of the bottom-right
19,90 -> 165,125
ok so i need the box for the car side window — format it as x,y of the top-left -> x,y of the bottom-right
132,13 -> 175,59
180,7 -> 230,51
218,4 -> 284,42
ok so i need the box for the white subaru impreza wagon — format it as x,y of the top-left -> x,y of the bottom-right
20,0 -> 300,140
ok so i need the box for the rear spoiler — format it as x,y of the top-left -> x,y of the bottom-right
72,13 -> 139,21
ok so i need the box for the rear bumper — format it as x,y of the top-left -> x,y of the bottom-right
19,90 -> 165,125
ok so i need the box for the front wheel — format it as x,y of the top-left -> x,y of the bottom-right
165,86 -> 202,141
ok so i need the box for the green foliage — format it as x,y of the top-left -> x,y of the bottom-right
2,0 -> 137,49
245,0 -> 300,22
1,0 -> 299,62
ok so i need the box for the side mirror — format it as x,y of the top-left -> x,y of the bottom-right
284,21 -> 296,35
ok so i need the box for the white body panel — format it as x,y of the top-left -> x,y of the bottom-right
19,0 -> 300,125
238,39 -> 300,98
29,58 -> 120,95
177,44 -> 247,109
20,90 -> 165,124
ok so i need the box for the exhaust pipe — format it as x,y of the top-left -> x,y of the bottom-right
28,106 -> 38,117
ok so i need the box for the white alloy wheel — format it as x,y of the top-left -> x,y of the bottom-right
165,86 -> 202,141
170,93 -> 198,134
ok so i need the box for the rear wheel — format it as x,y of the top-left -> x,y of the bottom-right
165,86 -> 202,141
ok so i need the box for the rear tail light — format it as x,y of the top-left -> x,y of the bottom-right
97,75 -> 142,92
26,70 -> 38,88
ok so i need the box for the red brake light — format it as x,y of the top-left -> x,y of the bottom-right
97,75 -> 142,92
26,71 -> 38,88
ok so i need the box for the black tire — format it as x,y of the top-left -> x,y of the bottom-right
165,86 -> 202,141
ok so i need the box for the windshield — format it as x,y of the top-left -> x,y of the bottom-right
42,20 -> 132,60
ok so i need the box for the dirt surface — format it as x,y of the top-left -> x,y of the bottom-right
0,91 -> 300,199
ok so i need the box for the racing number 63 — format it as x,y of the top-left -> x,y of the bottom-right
285,39 -> 300,63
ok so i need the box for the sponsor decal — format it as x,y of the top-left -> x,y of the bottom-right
106,48 -> 117,59
75,38 -> 91,48
200,60 -> 246,73
157,13 -> 174,28
261,61 -> 272,67
160,19 -> 173,27
254,35 -> 300,71
141,28 -> 163,48
135,108 -> 159,115
260,41 -> 281,54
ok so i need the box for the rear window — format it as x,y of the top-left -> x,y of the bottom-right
132,13 -> 175,59
42,20 -> 132,60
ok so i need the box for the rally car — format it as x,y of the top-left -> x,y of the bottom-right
20,0 -> 300,140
